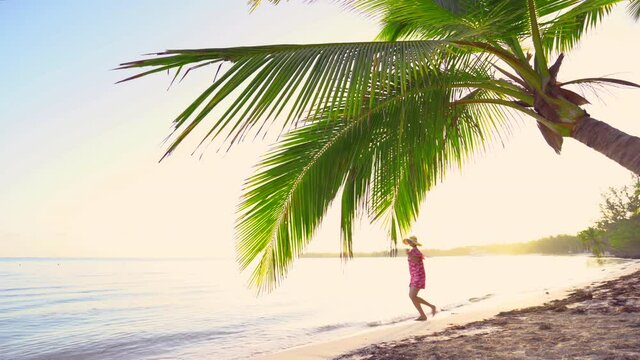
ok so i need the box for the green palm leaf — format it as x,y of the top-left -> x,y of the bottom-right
630,0 -> 640,18
540,0 -> 623,54
236,53 -> 512,291
248,0 -> 286,11
350,0 -> 533,42
118,41 -> 459,158
236,117 -> 358,292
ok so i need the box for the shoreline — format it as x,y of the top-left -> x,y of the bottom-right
258,261 -> 640,360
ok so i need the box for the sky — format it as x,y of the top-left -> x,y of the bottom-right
0,1 -> 639,259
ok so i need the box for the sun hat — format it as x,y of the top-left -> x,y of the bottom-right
402,235 -> 422,246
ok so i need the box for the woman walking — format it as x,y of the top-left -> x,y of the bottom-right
404,236 -> 437,321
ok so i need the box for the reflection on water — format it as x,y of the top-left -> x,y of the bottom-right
0,256 -> 637,359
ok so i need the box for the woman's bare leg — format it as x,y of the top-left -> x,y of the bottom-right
416,296 -> 437,316
409,287 -> 427,320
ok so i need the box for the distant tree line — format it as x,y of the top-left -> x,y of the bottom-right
303,234 -> 587,258
424,234 -> 586,256
579,177 -> 640,259
303,178 -> 640,259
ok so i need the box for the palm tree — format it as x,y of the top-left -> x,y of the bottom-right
118,0 -> 640,291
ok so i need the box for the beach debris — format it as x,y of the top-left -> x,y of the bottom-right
336,269 -> 640,360
537,322 -> 552,330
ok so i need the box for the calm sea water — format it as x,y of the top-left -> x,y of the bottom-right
0,255 -> 637,359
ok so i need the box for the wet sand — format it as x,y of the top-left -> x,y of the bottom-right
337,270 -> 640,359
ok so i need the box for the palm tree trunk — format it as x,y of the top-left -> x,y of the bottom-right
571,117 -> 640,175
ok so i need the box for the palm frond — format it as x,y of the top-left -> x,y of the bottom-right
340,151 -> 373,259
118,41 -> 461,159
540,0 -> 623,54
367,89 -> 512,244
346,0 -> 628,58
248,0 -> 286,11
629,0 -> 640,19
350,0 -> 532,42
358,54 -> 509,244
561,77 -> 640,88
236,116 -> 358,292
235,51 -> 516,290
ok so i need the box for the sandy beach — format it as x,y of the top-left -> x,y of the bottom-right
260,262 -> 640,360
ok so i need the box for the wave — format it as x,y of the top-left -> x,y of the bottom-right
311,322 -> 359,333
468,293 -> 494,303
310,314 -> 417,335
311,293 -> 498,335
366,315 -> 414,327
440,302 -> 467,312
437,293 -> 495,313
7,328 -> 243,360
1,285 -> 70,293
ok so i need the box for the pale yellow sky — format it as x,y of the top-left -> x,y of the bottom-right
0,2 -> 638,258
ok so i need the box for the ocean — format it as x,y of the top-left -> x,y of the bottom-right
1,255 -> 637,359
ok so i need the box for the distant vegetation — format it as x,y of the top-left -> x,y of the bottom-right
302,234 -> 587,258
425,235 -> 586,256
580,177 -> 640,259
303,178 -> 640,259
